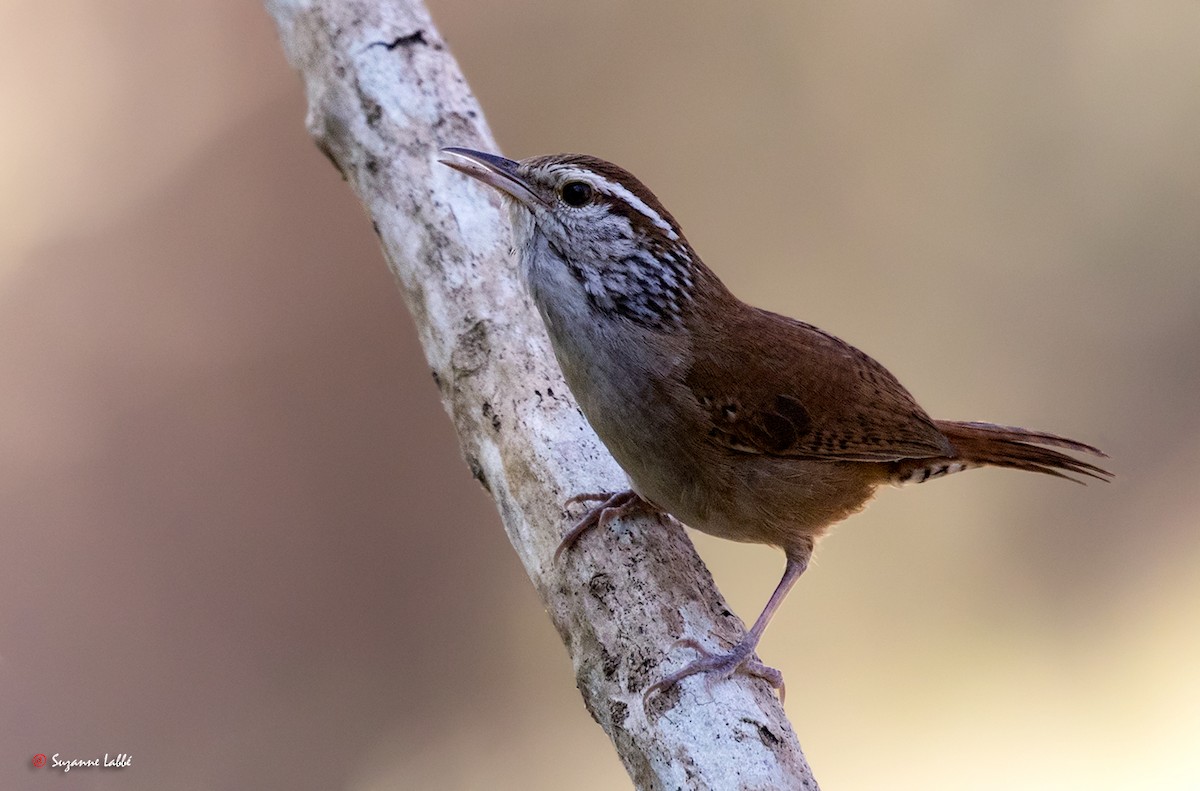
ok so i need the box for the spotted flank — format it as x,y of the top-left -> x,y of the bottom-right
896,460 -> 976,485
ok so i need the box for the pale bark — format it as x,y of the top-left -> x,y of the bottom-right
265,1 -> 819,787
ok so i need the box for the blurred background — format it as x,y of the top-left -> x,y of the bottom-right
2,2 -> 1197,789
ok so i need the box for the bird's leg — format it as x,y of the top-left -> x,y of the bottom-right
555,490 -> 655,561
643,542 -> 812,705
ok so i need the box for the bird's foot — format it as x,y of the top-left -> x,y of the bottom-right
555,490 -> 648,561
642,637 -> 785,705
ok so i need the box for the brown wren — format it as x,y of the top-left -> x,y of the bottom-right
439,147 -> 1110,701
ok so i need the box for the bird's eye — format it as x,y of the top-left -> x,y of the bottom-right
560,181 -> 594,207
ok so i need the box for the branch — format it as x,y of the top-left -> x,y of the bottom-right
265,1 -> 819,787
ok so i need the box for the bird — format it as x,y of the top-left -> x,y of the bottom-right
438,146 -> 1110,702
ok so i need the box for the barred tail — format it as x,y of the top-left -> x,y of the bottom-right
891,420 -> 1112,485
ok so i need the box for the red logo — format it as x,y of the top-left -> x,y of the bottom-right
32,754 -> 47,768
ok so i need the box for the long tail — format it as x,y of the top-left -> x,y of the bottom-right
891,420 -> 1112,485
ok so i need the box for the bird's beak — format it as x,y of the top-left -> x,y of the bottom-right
438,147 -> 545,208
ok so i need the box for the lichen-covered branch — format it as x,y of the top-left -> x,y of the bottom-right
264,1 -> 818,787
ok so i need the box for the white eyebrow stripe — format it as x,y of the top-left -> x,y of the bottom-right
558,167 -> 680,241
600,180 -> 680,241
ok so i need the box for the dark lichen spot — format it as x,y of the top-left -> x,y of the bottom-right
480,401 -> 501,432
587,572 -> 614,600
601,649 -> 619,681
741,717 -> 783,749
369,30 -> 427,50
451,320 -> 490,377
363,100 -> 382,127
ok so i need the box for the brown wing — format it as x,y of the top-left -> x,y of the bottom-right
683,307 -> 954,462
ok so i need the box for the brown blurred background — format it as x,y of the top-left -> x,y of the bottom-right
2,2 -> 1197,789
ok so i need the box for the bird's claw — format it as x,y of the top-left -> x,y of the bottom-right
555,490 -> 644,561
642,639 -> 786,707
563,492 -> 616,508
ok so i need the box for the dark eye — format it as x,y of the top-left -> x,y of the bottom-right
560,181 -> 593,207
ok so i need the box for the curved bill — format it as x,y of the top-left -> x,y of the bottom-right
438,147 -> 545,208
